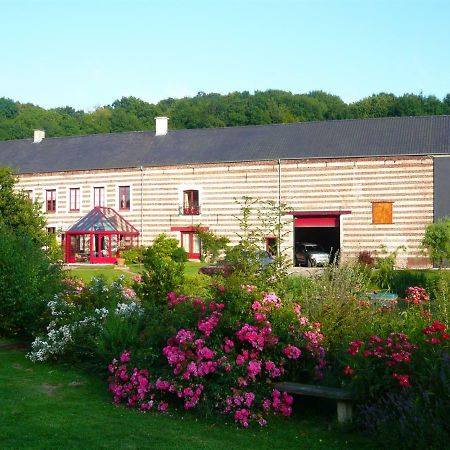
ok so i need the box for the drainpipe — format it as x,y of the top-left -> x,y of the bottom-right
140,166 -> 144,245
277,158 -> 282,256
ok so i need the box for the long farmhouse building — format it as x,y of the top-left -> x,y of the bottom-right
0,115 -> 449,267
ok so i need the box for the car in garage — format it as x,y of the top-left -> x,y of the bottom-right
295,242 -> 330,267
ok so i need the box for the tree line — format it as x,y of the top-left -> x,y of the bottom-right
0,90 -> 449,141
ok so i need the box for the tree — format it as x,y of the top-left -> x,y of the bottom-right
0,166 -> 51,247
422,218 -> 450,268
0,97 -> 18,119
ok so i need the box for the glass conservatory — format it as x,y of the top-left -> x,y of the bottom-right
64,207 -> 139,264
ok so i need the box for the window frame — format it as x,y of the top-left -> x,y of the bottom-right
183,189 -> 200,215
118,185 -> 131,211
69,187 -> 81,212
45,189 -> 57,213
93,186 -> 106,207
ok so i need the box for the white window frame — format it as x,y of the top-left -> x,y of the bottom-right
67,186 -> 82,212
91,185 -> 107,208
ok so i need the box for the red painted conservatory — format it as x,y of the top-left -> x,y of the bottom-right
65,207 -> 139,264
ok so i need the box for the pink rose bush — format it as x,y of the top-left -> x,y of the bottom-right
108,288 -> 327,427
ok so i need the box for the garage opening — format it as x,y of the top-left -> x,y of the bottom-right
292,211 -> 350,267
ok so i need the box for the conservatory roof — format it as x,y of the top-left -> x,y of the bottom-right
66,207 -> 140,234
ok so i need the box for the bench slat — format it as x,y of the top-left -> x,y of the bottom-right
274,382 -> 353,401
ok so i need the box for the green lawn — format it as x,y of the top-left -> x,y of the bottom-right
0,347 -> 375,450
67,261 -> 205,285
67,265 -> 137,284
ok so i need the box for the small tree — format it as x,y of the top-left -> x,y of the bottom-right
422,218 -> 450,268
0,166 -> 52,248
195,227 -> 229,262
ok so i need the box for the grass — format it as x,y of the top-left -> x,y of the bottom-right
0,346 -> 375,450
67,265 -> 137,284
67,261 -> 205,285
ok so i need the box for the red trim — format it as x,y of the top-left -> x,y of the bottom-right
171,226 -> 209,232
290,210 -> 351,217
294,216 -> 339,227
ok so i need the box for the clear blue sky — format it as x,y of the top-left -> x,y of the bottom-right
1,0 -> 449,111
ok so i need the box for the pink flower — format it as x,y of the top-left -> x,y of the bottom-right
120,351 -> 130,363
282,345 -> 302,360
252,301 -> 262,311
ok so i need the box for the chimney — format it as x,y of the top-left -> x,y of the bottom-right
33,130 -> 45,143
155,117 -> 169,136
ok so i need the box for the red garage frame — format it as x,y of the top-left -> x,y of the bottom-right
65,207 -> 139,264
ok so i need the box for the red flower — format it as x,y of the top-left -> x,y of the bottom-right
343,365 -> 354,376
393,372 -> 411,387
432,321 -> 446,331
441,332 -> 450,340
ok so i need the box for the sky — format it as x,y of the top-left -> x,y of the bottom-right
1,0 -> 449,111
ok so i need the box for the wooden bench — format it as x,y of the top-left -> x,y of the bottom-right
274,382 -> 354,423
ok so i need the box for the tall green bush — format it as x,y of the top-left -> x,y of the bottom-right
137,234 -> 186,307
0,227 -> 63,338
422,217 -> 450,268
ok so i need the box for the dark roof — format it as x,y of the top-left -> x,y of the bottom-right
0,115 -> 449,174
67,207 -> 139,234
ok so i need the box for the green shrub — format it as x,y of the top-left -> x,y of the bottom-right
27,275 -> 144,368
136,235 -> 186,307
0,228 -> 64,338
422,217 -> 450,268
120,247 -> 145,264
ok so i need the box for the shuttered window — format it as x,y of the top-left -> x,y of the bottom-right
372,202 -> 393,224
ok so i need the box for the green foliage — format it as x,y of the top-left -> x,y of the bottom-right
422,217 -> 450,268
120,246 -> 145,264
137,234 -> 186,307
288,263 -> 376,351
1,90 -> 449,142
195,227 -> 229,262
0,227 -> 63,338
0,166 -> 52,248
372,245 -> 406,290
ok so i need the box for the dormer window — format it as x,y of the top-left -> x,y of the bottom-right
182,190 -> 200,215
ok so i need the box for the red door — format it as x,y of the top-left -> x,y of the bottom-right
91,233 -> 116,264
181,232 -> 201,259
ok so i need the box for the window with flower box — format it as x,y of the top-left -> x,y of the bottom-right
182,190 -> 200,215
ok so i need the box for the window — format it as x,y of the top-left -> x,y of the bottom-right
47,227 -> 56,234
118,186 -> 131,210
183,190 -> 200,215
46,189 -> 56,212
372,202 -> 393,224
266,237 -> 278,256
69,188 -> 80,211
93,187 -> 105,207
